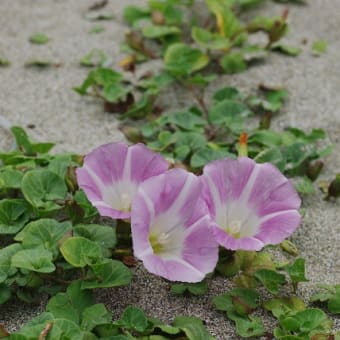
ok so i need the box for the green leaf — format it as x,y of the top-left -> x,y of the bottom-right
254,269 -> 286,294
80,49 -> 109,67
174,145 -> 191,160
47,154 -> 72,178
103,83 -> 131,103
249,130 -> 282,147
158,131 -> 177,149
220,53 -> 247,74
74,68 -> 122,95
60,236 -> 103,268
241,45 -> 268,61
170,281 -> 208,295
73,224 -> 116,255
11,247 -> 55,273
280,308 -> 331,334
228,312 -> 265,338
142,25 -> 180,38
174,132 -> 207,151
262,88 -> 289,112
47,281 -> 93,324
0,169 -> 23,189
230,288 -> 259,315
49,318 -> 83,339
15,219 -> 72,257
173,316 -> 214,340
284,258 -> 308,287
0,284 -> 11,304
213,293 -> 234,312
212,86 -> 242,102
81,303 -> 112,331
0,243 -> 22,276
0,199 -> 30,234
123,6 -> 150,25
73,190 -> 99,220
264,296 -> 306,319
213,287 -> 259,317
311,284 -> 340,314
280,240 -> 299,256
192,27 -> 231,50
164,43 -> 209,76
254,147 -> 286,171
312,40 -> 327,55
21,169 -> 67,210
209,99 -> 252,132
205,0 -> 242,38
118,306 -> 148,332
191,147 -> 234,168
272,43 -> 302,56
166,111 -> 206,130
294,176 -> 315,195
328,290 -> 340,314
11,126 -> 54,155
29,33 -> 49,44
81,258 -> 132,289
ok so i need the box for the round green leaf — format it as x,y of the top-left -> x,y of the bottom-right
21,170 -> 67,210
0,199 -> 31,234
60,237 -> 102,268
81,259 -> 132,289
192,27 -> 231,50
119,306 -> 148,332
15,219 -> 72,257
164,43 -> 209,76
142,25 -> 180,38
11,247 -> 55,273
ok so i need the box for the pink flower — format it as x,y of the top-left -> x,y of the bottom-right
76,143 -> 169,219
201,157 -> 301,251
131,169 -> 219,282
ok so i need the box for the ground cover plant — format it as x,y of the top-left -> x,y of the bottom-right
0,0 -> 339,339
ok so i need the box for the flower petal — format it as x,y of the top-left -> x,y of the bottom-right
131,169 -> 218,282
141,254 -> 207,283
202,157 -> 301,251
212,226 -> 264,251
256,210 -> 301,245
76,142 -> 168,219
247,162 -> 301,216
201,157 -> 255,217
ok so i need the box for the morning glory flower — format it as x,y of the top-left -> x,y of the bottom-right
131,169 -> 219,282
76,142 -> 169,219
201,157 -> 301,251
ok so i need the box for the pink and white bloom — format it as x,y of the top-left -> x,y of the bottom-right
76,142 -> 168,219
201,157 -> 301,251
131,169 -> 219,282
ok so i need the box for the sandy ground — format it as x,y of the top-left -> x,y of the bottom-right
0,0 -> 339,338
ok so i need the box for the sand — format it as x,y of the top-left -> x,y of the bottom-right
0,0 -> 339,338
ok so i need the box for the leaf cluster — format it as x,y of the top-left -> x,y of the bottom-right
5,281 -> 214,339
122,0 -> 300,78
213,250 -> 339,338
264,297 -> 337,339
0,127 -> 131,305
120,85 -> 331,190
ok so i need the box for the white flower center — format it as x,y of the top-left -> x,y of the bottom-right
215,201 -> 260,239
149,216 -> 185,258
226,220 -> 242,237
120,193 -> 131,212
102,181 -> 138,212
